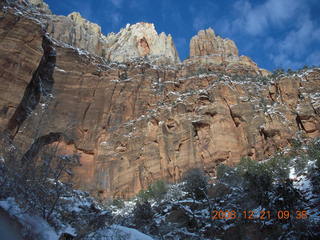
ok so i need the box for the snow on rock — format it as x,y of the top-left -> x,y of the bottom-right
55,66 -> 67,73
112,225 -> 154,240
109,199 -> 136,216
60,225 -> 76,236
289,165 -> 298,180
86,225 -> 154,240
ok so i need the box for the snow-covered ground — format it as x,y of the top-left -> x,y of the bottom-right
0,196 -> 154,240
86,225 -> 154,240
0,198 -> 58,240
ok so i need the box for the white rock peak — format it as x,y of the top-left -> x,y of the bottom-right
105,22 -> 181,64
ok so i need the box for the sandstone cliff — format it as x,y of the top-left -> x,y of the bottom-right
183,28 -> 269,76
104,22 -> 180,64
28,0 -> 180,64
190,28 -> 238,58
0,1 -> 319,199
46,12 -> 109,58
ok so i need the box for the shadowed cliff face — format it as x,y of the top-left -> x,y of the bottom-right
20,132 -> 63,164
0,1 -> 320,199
6,35 -> 56,138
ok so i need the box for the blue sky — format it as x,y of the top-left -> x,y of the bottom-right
45,0 -> 320,71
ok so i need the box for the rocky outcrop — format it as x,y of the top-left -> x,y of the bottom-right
183,28 -> 269,76
29,0 -> 51,14
104,22 -> 180,64
45,13 -> 180,64
46,11 -> 109,57
27,1 -> 262,72
0,1 -> 319,199
189,28 -> 238,58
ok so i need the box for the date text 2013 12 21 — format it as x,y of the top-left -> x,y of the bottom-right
211,210 -> 314,220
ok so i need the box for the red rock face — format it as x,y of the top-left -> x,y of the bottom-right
0,2 -> 319,199
138,37 -> 150,56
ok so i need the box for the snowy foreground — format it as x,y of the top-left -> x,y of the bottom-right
0,197 -> 58,240
0,197 -> 154,240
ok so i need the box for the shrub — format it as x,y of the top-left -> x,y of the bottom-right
290,138 -> 302,151
182,168 -> 208,200
136,180 -> 168,203
263,154 -> 290,181
216,164 -> 232,179
287,68 -> 294,74
231,74 -> 246,82
237,157 -> 273,206
255,76 -> 270,84
196,68 -> 210,75
272,68 -> 285,78
136,189 -> 152,203
294,155 -> 309,174
0,138 -> 80,220
236,157 -> 261,176
112,198 -> 125,209
273,179 -> 303,210
245,169 -> 272,206
132,201 -> 154,226
307,139 -> 320,195
309,169 -> 320,196
307,138 -> 320,168
236,156 -> 251,169
149,180 -> 168,200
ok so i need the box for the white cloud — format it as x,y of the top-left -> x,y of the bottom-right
233,0 -> 302,35
189,2 -> 218,31
280,17 -> 315,57
192,15 -> 208,31
110,12 -> 122,26
129,0 -> 147,11
269,53 -> 303,69
307,51 -> 320,66
263,37 -> 275,49
110,0 -> 123,8
227,0 -> 320,69
265,0 -> 299,24
269,12 -> 320,68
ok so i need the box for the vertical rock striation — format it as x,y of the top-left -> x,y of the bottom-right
6,35 -> 56,138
